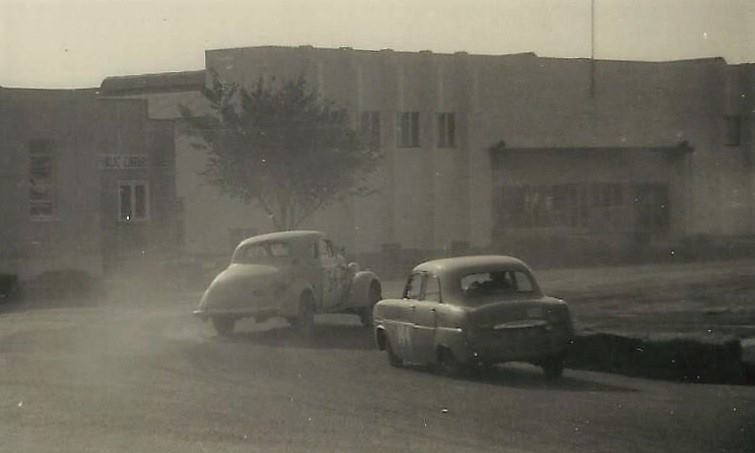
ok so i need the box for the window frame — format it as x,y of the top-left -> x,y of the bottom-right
437,112 -> 456,148
359,111 -> 381,150
28,139 -> 56,221
118,180 -> 150,223
403,272 -> 424,300
396,111 -> 420,148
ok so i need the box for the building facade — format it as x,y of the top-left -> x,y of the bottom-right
4,45 -> 751,283
193,46 -> 754,267
0,87 -> 179,281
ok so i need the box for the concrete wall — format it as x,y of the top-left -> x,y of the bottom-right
0,88 -> 103,279
95,48 -> 753,268
201,47 -> 754,260
0,87 -> 180,280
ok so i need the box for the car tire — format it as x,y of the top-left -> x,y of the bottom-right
385,337 -> 403,368
437,347 -> 467,377
211,317 -> 235,337
297,293 -> 315,337
541,355 -> 565,379
358,283 -> 381,327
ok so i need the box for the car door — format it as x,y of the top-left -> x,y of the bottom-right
316,238 -> 339,309
394,272 -> 423,362
411,273 -> 441,364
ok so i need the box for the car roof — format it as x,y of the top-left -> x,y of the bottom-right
236,230 -> 324,248
413,255 -> 531,275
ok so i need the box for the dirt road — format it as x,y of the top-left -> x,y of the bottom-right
1,301 -> 754,452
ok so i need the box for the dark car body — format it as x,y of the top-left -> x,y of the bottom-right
373,255 -> 573,377
194,230 -> 381,335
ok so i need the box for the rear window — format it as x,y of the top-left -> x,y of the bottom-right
461,270 -> 536,297
233,241 -> 291,263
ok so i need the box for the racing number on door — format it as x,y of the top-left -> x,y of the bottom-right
396,323 -> 412,351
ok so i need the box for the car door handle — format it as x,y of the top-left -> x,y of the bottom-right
410,306 -> 416,311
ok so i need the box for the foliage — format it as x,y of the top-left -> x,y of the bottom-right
180,74 -> 381,230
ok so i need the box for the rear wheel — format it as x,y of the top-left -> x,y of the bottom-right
541,355 -> 565,379
211,317 -> 235,337
436,347 -> 467,377
297,293 -> 316,336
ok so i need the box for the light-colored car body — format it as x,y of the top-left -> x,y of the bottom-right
193,230 -> 381,335
373,255 -> 573,378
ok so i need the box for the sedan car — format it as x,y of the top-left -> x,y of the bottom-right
373,255 -> 573,378
193,230 -> 382,336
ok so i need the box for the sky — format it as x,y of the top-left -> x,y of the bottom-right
1,0 -> 753,88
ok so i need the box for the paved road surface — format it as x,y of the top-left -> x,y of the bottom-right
1,299 -> 753,452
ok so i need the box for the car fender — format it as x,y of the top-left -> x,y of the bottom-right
346,270 -> 381,308
434,326 -> 471,364
279,278 -> 316,317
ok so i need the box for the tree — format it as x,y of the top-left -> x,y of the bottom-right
180,74 -> 381,230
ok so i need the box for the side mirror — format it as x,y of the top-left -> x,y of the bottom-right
347,262 -> 360,274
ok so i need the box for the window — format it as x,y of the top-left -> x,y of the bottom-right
437,112 -> 456,148
404,273 -> 423,299
118,181 -> 149,222
634,184 -> 670,232
360,111 -> 381,150
724,116 -> 741,146
397,112 -> 420,148
268,242 -> 291,257
29,139 -> 55,219
233,244 -> 269,263
423,275 -> 442,302
317,239 -> 333,259
461,270 -> 536,300
592,183 -> 622,208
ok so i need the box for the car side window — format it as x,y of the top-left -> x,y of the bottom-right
317,239 -> 332,259
404,273 -> 423,300
513,271 -> 535,292
423,275 -> 441,302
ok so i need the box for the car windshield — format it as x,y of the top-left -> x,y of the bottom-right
232,241 -> 291,263
460,270 -> 536,298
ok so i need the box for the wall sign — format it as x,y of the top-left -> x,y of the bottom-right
100,154 -> 148,170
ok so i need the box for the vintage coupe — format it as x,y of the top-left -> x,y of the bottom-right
373,256 -> 574,378
193,230 -> 382,336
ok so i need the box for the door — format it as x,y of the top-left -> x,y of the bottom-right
316,238 -> 339,308
392,272 -> 423,362
411,273 -> 440,364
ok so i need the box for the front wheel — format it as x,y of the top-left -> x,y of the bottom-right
541,355 -> 565,379
385,337 -> 403,368
211,317 -> 235,337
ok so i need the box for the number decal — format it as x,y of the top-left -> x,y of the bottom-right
396,323 -> 412,351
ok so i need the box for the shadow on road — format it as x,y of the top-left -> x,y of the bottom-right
225,324 -> 376,351
455,364 -> 638,393
0,295 -> 99,316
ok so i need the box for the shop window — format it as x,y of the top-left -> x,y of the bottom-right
437,112 -> 456,148
118,181 -> 149,222
634,184 -> 670,232
360,111 -> 381,150
397,112 -> 420,148
29,139 -> 55,220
